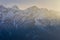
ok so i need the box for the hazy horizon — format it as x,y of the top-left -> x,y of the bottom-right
0,0 -> 60,11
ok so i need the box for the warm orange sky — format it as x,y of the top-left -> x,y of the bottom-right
0,0 -> 60,11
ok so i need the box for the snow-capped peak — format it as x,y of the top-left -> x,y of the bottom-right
12,5 -> 19,10
0,5 -> 7,12
26,6 -> 40,11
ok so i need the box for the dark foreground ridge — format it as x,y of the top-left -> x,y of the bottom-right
0,22 -> 60,40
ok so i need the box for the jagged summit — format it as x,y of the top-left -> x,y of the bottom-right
0,5 -> 7,10
0,5 -> 6,8
26,6 -> 40,10
12,5 -> 19,10
30,6 -> 39,9
0,5 -> 7,12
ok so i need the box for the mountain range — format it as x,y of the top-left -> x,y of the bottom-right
0,5 -> 60,27
0,5 -> 60,40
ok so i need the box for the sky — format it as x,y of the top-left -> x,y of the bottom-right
0,0 -> 60,11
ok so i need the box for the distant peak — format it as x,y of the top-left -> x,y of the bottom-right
12,5 -> 19,9
0,5 -> 6,8
31,6 -> 38,8
26,6 -> 40,10
30,6 -> 39,9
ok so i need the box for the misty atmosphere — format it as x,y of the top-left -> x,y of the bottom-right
0,5 -> 60,40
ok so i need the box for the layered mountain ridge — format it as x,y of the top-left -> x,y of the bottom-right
0,5 -> 60,27
0,5 -> 60,40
